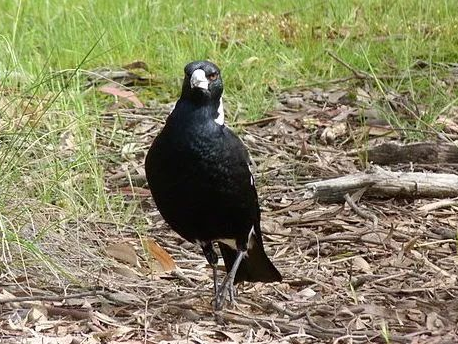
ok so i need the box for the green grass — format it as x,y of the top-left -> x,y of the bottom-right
1,0 -> 458,280
2,0 -> 458,117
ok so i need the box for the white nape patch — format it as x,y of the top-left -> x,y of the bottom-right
250,174 -> 254,186
215,97 -> 224,125
190,69 -> 208,90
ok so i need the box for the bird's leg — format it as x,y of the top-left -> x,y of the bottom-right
212,263 -> 218,296
215,249 -> 245,310
201,242 -> 219,297
228,282 -> 236,304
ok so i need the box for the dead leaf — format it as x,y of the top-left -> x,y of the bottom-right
99,83 -> 144,108
367,126 -> 398,137
320,121 -> 347,143
107,292 -> 143,305
18,335 -> 75,344
92,311 -> 121,326
58,130 -> 76,155
26,305 -> 48,324
426,312 -> 445,330
121,142 -> 139,160
328,90 -> 348,104
285,96 -> 305,109
93,325 -> 135,340
143,238 -> 176,271
106,242 -> 139,267
112,266 -> 143,279
438,115 -> 458,134
122,60 -> 149,71
215,330 -> 245,342
119,186 -> 151,197
353,256 -> 373,274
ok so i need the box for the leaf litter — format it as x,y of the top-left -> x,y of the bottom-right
2,72 -> 458,343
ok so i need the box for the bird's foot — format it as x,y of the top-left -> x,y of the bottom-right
214,280 -> 238,310
214,250 -> 245,311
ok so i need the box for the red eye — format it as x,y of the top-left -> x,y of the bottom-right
207,73 -> 218,81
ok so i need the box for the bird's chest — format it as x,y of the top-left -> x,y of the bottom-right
176,124 -> 228,169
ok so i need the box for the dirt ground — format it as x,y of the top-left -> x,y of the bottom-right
1,84 -> 458,343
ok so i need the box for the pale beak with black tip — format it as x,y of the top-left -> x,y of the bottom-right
190,69 -> 209,90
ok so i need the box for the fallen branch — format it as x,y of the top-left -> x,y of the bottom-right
0,290 -> 109,305
302,166 -> 458,202
363,142 -> 458,165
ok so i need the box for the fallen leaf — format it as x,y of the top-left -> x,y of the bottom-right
143,238 -> 176,271
107,292 -> 143,305
437,115 -> 458,134
26,305 -> 48,324
122,60 -> 149,71
367,126 -> 398,137
112,266 -> 143,279
119,186 -> 151,197
106,242 -> 139,267
327,90 -> 348,104
93,325 -> 135,340
19,335 -> 75,344
426,312 -> 444,330
99,83 -> 144,108
353,256 -> 373,274
320,121 -> 347,143
92,311 -> 121,326
215,330 -> 244,342
121,142 -> 139,160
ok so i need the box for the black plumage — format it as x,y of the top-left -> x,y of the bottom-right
145,61 -> 281,309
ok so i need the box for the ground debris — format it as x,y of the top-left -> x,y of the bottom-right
2,85 -> 458,343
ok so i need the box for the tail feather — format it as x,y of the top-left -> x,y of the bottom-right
218,238 -> 282,284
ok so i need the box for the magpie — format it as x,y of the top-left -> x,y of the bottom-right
145,61 -> 281,310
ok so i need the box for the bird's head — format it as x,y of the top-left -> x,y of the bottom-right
181,61 -> 223,104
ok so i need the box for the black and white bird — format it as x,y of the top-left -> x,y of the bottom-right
145,61 -> 281,309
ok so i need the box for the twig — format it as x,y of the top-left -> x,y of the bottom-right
418,198 -> 458,213
0,290 -> 109,305
171,269 -> 198,288
373,285 -> 454,294
234,116 -> 281,127
344,192 -> 378,229
327,50 -> 371,79
45,305 -> 91,320
411,250 -> 454,278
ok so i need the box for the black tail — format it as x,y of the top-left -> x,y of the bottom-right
218,237 -> 282,284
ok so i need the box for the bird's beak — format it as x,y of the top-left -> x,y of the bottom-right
190,69 -> 209,90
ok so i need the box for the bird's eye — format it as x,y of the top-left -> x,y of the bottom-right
207,73 -> 218,81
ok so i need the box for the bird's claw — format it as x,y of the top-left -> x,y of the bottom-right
214,278 -> 237,310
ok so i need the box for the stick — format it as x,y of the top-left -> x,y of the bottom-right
344,192 -> 378,229
326,50 -> 371,79
418,198 -> 458,213
0,290 -> 109,305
